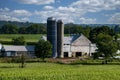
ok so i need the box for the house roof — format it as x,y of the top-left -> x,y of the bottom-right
3,45 -> 35,52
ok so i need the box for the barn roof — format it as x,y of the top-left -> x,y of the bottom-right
42,34 -> 91,45
3,45 -> 35,52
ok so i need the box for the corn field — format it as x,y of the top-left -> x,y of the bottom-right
0,63 -> 120,80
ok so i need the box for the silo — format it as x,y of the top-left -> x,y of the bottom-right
57,20 -> 64,58
47,17 -> 57,58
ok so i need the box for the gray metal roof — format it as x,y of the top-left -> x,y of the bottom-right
63,35 -> 81,44
25,46 -> 35,52
42,34 -> 91,45
63,37 -> 71,44
3,45 -> 34,52
42,36 -> 72,44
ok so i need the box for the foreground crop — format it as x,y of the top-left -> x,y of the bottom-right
0,63 -> 120,80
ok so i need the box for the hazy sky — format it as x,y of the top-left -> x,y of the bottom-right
0,0 -> 120,24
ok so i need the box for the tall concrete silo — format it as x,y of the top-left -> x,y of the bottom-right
57,20 -> 64,58
47,17 -> 57,58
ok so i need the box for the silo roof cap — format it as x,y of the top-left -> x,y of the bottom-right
57,19 -> 63,23
47,17 -> 56,21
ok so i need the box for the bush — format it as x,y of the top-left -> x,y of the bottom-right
0,41 -> 12,45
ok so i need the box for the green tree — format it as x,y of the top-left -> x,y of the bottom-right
114,25 -> 120,33
20,54 -> 26,68
90,26 -> 115,43
65,25 -> 83,34
95,33 -> 118,64
26,24 -> 46,34
12,36 -> 26,45
0,24 -> 18,34
35,39 -> 52,61
64,24 -> 91,38
82,26 -> 91,38
18,27 -> 26,34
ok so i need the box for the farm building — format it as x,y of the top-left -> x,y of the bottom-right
63,34 -> 97,57
0,45 -> 35,58
42,34 -> 97,58
46,17 -> 97,58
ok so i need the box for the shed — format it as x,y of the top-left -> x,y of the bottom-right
2,45 -> 35,57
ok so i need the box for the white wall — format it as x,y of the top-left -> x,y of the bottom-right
63,44 -> 97,57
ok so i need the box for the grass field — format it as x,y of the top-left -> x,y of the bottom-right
0,34 -> 119,45
0,34 -> 69,44
0,34 -> 119,42
118,34 -> 120,38
0,34 -> 46,43
0,63 -> 120,80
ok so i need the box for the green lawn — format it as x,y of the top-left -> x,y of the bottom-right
0,63 -> 120,80
0,34 -> 46,43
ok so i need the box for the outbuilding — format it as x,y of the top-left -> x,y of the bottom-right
1,45 -> 35,58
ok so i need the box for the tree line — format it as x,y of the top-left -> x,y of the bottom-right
0,23 -> 46,34
0,23 -> 119,35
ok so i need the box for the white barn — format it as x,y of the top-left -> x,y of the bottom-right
42,34 -> 97,58
63,34 -> 97,57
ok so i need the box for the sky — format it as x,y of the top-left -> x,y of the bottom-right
0,0 -> 120,24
